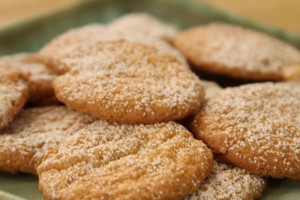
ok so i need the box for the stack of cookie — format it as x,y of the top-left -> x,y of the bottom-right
0,13 -> 299,200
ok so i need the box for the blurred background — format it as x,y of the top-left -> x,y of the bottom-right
0,0 -> 299,33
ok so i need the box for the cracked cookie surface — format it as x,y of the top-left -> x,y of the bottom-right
38,121 -> 213,200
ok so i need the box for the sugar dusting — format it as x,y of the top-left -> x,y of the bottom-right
40,24 -> 186,74
187,161 -> 266,200
0,106 -> 95,174
193,82 -> 300,178
53,40 -> 204,123
175,23 -> 300,79
37,121 -> 213,200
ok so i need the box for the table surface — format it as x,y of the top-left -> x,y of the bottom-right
0,0 -> 299,33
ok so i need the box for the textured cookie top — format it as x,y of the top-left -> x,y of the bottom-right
187,161 -> 266,200
37,121 -> 213,200
58,32 -> 188,68
109,13 -> 177,42
0,106 -> 95,174
174,23 -> 300,80
40,26 -> 187,74
53,40 -> 204,124
192,83 -> 300,179
0,53 -> 57,103
0,64 -> 28,130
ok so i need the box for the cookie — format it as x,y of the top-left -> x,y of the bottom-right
186,161 -> 267,200
191,83 -> 300,179
37,121 -> 213,200
200,80 -> 222,98
0,106 -> 95,174
0,53 -> 58,104
0,64 -> 28,130
109,13 -> 177,42
39,24 -> 107,74
53,40 -> 204,124
174,23 -> 300,81
40,28 -> 188,74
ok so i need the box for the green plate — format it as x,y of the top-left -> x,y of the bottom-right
0,0 -> 299,199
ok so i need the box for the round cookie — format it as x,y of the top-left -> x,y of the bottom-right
109,13 -> 177,42
39,24 -> 107,74
0,53 -> 58,104
174,23 -> 300,81
53,40 -> 204,124
0,106 -> 95,174
186,161 -> 267,200
191,83 -> 300,179
37,121 -> 213,200
40,29 -> 188,74
0,64 -> 28,130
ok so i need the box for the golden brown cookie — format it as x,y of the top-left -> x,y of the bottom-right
0,64 -> 28,130
174,23 -> 300,81
37,121 -> 213,200
191,83 -> 300,179
109,13 -> 177,42
186,161 -> 267,200
40,28 -> 188,74
0,53 -> 58,104
53,40 -> 204,124
0,106 -> 95,174
39,24 -> 107,74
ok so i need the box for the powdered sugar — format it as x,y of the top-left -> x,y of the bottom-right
193,82 -> 300,178
37,121 -> 213,200
187,161 -> 266,200
53,40 -> 204,123
175,23 -> 300,80
0,106 -> 95,174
